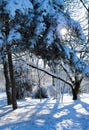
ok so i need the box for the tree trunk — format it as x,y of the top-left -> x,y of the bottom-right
72,81 -> 81,100
52,77 -> 55,86
3,62 -> 12,105
7,47 -> 17,110
87,7 -> 89,43
72,88 -> 78,100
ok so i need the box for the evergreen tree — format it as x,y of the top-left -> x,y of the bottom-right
0,0 -> 87,106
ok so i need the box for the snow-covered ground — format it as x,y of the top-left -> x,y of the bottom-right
0,92 -> 89,130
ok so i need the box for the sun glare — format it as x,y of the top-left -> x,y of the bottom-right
60,27 -> 68,36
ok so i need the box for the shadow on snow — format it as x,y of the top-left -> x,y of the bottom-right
0,95 -> 89,130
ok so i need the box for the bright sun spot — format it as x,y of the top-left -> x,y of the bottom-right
60,27 -> 68,36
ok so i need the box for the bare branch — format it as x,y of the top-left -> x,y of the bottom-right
80,0 -> 88,11
60,63 -> 73,83
26,61 -> 73,88
14,54 -> 73,88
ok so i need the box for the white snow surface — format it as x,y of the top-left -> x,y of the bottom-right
0,92 -> 89,130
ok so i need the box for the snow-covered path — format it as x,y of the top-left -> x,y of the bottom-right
0,92 -> 89,130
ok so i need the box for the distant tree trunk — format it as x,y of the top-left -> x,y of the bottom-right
52,77 -> 55,86
7,47 -> 17,110
3,61 -> 12,105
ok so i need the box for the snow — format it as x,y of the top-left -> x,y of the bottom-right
32,0 -> 85,42
44,27 -> 54,45
37,0 -> 50,16
63,46 -> 88,75
0,92 -> 89,130
0,32 -> 4,47
69,18 -> 85,40
34,22 -> 46,36
0,0 -> 85,49
53,0 -> 65,7
83,65 -> 89,77
7,29 -> 22,44
4,0 -> 33,18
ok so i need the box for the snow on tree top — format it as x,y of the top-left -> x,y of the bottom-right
4,0 -> 33,18
83,65 -> 89,77
7,28 -> 22,44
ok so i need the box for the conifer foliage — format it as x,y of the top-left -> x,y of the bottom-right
0,0 -> 86,109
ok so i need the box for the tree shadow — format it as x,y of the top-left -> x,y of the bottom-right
0,108 -> 12,118
0,96 -> 89,130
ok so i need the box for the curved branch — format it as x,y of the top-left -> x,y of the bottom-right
26,61 -> 73,88
14,53 -> 73,88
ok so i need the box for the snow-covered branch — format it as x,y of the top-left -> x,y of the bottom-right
62,45 -> 89,77
27,63 -> 73,87
14,54 -> 73,88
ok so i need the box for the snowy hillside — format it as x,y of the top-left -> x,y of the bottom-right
0,92 -> 89,130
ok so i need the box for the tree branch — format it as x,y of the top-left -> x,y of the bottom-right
26,61 -> 73,88
80,0 -> 88,11
14,54 -> 73,88
60,63 -> 73,83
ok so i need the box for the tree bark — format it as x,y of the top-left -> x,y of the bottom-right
72,79 -> 81,100
87,7 -> 89,43
3,62 -> 12,105
7,47 -> 17,110
72,88 -> 78,100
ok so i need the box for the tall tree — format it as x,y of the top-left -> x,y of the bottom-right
0,0 -> 87,106
0,0 -> 33,109
3,55 -> 12,105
